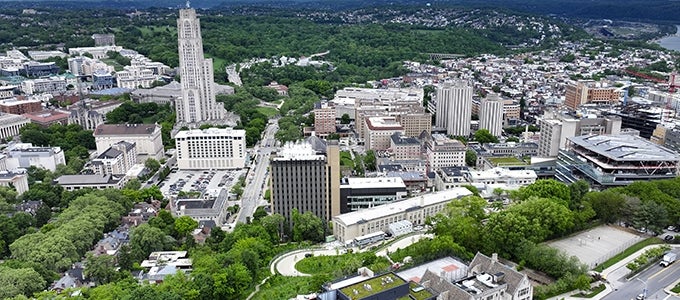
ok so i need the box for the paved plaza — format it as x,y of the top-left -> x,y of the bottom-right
548,225 -> 643,268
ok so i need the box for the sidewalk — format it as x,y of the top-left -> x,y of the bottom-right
549,244 -> 680,300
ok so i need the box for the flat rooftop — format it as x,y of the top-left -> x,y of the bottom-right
339,273 -> 406,300
334,188 -> 472,226
569,134 -> 680,161
396,257 -> 468,283
341,177 -> 406,189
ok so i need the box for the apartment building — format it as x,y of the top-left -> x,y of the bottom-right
538,110 -> 621,157
479,93 -> 504,137
423,133 -> 466,171
390,132 -> 421,160
435,80 -> 473,137
90,141 -> 137,176
313,101 -> 336,137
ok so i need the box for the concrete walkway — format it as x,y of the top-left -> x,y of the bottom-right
549,244 -> 680,300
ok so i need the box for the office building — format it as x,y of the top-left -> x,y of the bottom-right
397,112 -> 432,137
68,46 -> 123,60
0,113 -> 30,141
89,141 -> 137,176
174,128 -> 246,170
556,134 -> 680,187
116,66 -> 156,89
68,56 -> 114,77
423,133 -> 466,171
172,189 -> 229,224
23,61 -> 60,77
606,105 -> 670,139
435,80 -> 473,137
270,139 -> 340,229
92,70 -> 115,90
479,93 -> 504,137
538,110 -> 621,157
313,101 -> 336,137
365,116 -> 404,151
390,132 -> 421,160
0,98 -> 42,115
0,86 -> 14,100
94,124 -> 164,162
27,51 -> 67,61
434,166 -> 470,191
332,188 -> 472,243
565,80 -> 620,110
339,177 -> 407,213
5,143 -> 66,172
343,87 -> 424,138
56,174 -> 127,191
20,77 -> 67,95
176,7 -> 227,125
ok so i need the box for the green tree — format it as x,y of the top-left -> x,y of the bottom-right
252,206 -> 268,221
340,113 -> 351,124
473,129 -> 499,144
124,178 -> 142,190
129,224 -> 171,261
145,158 -> 161,173
174,216 -> 199,238
0,267 -> 47,299
584,190 -> 626,224
465,150 -> 477,167
84,253 -> 119,285
291,209 -> 325,242
363,150 -> 377,172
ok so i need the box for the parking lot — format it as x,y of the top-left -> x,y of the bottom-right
159,168 -> 246,199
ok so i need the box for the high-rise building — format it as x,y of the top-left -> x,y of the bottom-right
479,93 -> 504,137
435,80 -> 472,137
313,102 -> 336,137
176,7 -> 226,126
270,138 -> 340,230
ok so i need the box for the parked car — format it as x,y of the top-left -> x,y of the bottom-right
664,235 -> 675,242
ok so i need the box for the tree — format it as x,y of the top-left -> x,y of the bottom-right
174,216 -> 199,238
84,253 -> 119,285
473,129 -> 499,144
340,113 -> 351,124
291,209 -> 325,242
363,150 -> 377,172
465,150 -> 477,167
124,178 -> 142,190
212,263 -> 251,299
129,224 -> 171,261
0,267 -> 46,299
259,213 -> 285,244
252,206 -> 268,221
511,179 -> 571,204
145,158 -> 161,173
569,180 -> 590,210
506,136 -> 520,142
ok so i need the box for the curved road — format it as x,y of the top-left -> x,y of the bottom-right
272,233 -> 433,277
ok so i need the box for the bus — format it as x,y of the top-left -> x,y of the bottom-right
354,231 -> 386,248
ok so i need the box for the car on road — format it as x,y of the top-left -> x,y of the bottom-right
664,235 -> 675,242
304,253 -> 313,258
636,294 -> 645,300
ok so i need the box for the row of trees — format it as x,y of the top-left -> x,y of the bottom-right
20,123 -> 96,173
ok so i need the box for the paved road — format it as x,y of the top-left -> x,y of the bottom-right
236,122 -> 278,224
603,249 -> 680,300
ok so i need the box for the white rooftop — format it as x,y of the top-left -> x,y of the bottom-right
174,127 -> 245,138
569,134 -> 680,162
273,142 -> 325,161
342,177 -> 405,189
468,167 -> 537,181
334,188 -> 472,226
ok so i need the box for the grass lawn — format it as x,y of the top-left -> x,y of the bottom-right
487,156 -> 527,166
296,253 -> 351,275
672,282 -> 680,293
572,284 -> 606,298
251,275 -> 327,300
256,106 -> 279,118
594,237 -> 663,272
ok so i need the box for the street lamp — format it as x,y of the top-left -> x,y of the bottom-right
636,278 -> 647,299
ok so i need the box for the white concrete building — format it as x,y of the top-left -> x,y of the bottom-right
424,133 -> 466,170
538,110 -> 621,157
116,66 -> 156,89
176,8 -> 227,125
436,80 -> 473,136
0,113 -> 30,141
68,45 -> 123,59
90,141 -> 137,176
94,124 -> 164,162
479,93 -> 504,137
332,188 -> 472,243
365,116 -> 404,151
467,167 -> 537,186
5,143 -> 66,172
174,128 -> 246,170
0,170 -> 29,195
